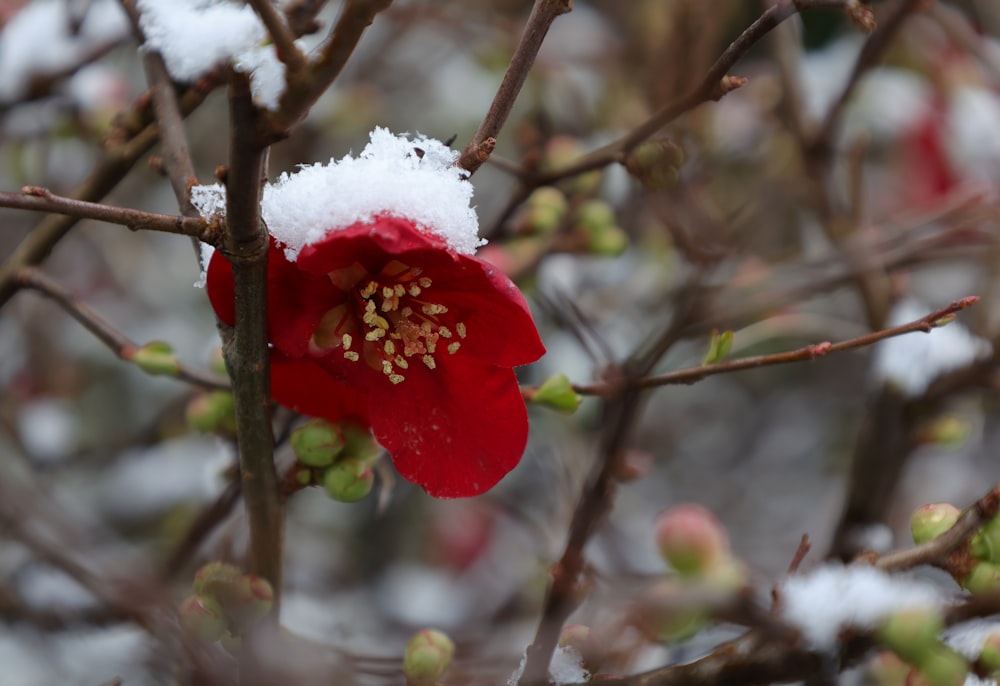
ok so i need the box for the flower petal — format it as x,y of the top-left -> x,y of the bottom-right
294,218 -> 545,368
271,351 -> 371,426
369,357 -> 529,498
206,242 -> 344,357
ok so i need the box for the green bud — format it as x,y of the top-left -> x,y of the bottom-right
220,630 -> 242,655
877,609 -> 944,663
323,457 -> 374,503
193,562 -> 243,597
701,329 -> 734,366
403,629 -> 455,686
654,504 -> 731,578
186,391 -> 237,435
657,606 -> 707,643
178,594 -> 226,643
530,374 -> 582,414
917,415 -> 971,447
624,139 -> 685,191
342,425 -> 380,465
972,515 -> 1000,562
910,503 -> 961,546
916,648 -> 968,686
576,200 -> 626,256
130,341 -> 181,376
963,560 -> 1000,594
980,633 -> 1000,676
522,187 -> 569,235
290,419 -> 345,468
866,651 -> 911,686
295,468 -> 313,485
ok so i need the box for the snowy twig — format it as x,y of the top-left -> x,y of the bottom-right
259,0 -> 394,142
0,76 -> 220,310
13,267 -> 229,391
222,71 -> 284,609
0,186 -> 211,238
247,0 -> 307,73
554,297 -> 980,396
457,0 -> 573,175
876,483 -> 1000,573
120,0 -> 202,217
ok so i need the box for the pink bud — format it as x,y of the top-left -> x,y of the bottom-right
654,504 -> 731,578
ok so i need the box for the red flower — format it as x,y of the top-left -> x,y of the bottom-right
207,217 -> 545,498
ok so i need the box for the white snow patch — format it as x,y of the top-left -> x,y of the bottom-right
137,0 -> 315,109
0,0 -> 129,103
191,128 -> 483,260
872,299 -> 991,398
779,565 -> 943,650
195,241 -> 216,288
507,645 -> 589,686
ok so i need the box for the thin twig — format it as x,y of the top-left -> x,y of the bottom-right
0,187 -> 211,239
457,0 -> 573,175
13,267 -> 229,391
258,0 -> 394,142
550,297 -> 980,397
247,0 -> 307,73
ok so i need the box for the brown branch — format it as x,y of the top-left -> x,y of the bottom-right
163,479 -> 242,580
223,70 -> 283,607
13,267 -> 229,391
876,483 -> 1000,572
457,0 -> 573,175
0,187 -> 211,239
258,0 -> 394,142
247,0 -> 307,73
560,297 -> 979,396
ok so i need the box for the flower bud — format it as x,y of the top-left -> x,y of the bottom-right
403,628 -> 454,686
910,503 -> 960,546
323,457 -> 374,503
980,633 -> 1000,677
916,648 -> 968,686
866,651 -> 911,686
654,504 -> 731,578
186,390 -> 237,435
342,425 -> 380,465
220,630 -> 242,655
701,329 -> 734,366
624,139 -> 684,191
963,561 -> 1000,594
222,575 -> 274,629
128,341 -> 181,376
530,373 -> 582,414
291,419 -> 345,468
971,515 -> 1000,563
877,609 -> 943,663
178,594 -> 226,643
193,562 -> 244,597
520,187 -> 569,235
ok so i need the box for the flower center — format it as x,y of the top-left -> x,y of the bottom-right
309,260 -> 467,385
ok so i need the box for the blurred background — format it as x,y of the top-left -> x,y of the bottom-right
1,0 -> 1000,683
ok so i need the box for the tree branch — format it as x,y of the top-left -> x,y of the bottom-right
0,187 -> 211,239
248,0 -> 307,73
457,0 -> 574,175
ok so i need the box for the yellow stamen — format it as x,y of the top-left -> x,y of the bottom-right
342,333 -> 352,349
384,340 -> 396,356
344,351 -> 360,362
456,322 -> 467,339
448,342 -> 461,355
389,374 -> 405,384
394,356 -> 409,369
422,355 -> 436,369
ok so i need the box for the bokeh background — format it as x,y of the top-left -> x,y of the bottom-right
1,0 -> 1000,683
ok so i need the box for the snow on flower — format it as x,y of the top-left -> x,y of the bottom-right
202,129 -> 545,498
779,565 -> 944,651
872,299 -> 992,398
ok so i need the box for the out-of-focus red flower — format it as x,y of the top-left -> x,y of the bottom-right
207,216 -> 545,498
